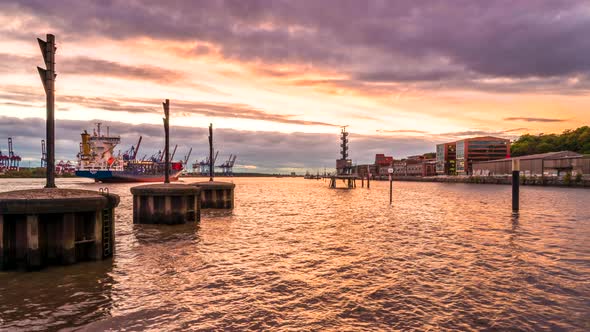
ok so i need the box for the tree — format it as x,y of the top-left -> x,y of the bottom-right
511,126 -> 590,156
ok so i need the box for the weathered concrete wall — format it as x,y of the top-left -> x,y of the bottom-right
131,184 -> 200,224
192,181 -> 235,209
0,188 -> 119,271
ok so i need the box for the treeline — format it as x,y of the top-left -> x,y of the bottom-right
511,126 -> 590,156
0,168 -> 76,178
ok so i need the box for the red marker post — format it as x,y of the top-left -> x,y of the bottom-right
388,166 -> 394,205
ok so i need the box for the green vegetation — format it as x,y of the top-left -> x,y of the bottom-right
422,152 -> 437,159
0,168 -> 76,178
511,126 -> 590,156
564,172 -> 572,186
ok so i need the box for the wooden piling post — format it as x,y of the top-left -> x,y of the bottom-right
38,34 -> 56,188
389,174 -> 393,205
209,124 -> 214,181
163,99 -> 170,184
388,166 -> 394,205
512,159 -> 520,212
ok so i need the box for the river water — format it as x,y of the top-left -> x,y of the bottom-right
0,177 -> 588,331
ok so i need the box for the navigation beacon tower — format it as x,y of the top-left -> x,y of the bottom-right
329,126 -> 357,189
336,126 -> 353,175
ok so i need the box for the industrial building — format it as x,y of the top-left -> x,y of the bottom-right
354,154 -> 393,178
436,136 -> 510,175
472,151 -> 588,176
393,157 -> 436,177
354,153 -> 437,178
355,164 -> 378,178
374,154 -> 394,176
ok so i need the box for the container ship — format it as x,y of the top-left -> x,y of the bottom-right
75,123 -> 184,183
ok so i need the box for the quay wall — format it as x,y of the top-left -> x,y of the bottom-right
369,175 -> 590,188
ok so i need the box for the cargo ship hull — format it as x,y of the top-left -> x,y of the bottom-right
75,169 -> 183,183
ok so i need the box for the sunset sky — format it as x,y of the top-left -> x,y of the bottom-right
0,1 -> 588,172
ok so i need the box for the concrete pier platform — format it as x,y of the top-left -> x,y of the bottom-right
0,188 -> 120,270
191,181 -> 235,209
130,184 -> 201,224
329,175 -> 357,189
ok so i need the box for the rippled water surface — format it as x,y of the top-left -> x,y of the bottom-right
0,177 -> 589,331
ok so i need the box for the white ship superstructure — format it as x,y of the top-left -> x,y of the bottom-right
77,123 -> 124,171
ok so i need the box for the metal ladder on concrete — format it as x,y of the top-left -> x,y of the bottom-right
102,209 -> 112,257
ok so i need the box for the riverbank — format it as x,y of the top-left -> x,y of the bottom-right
382,175 -> 590,188
181,172 -> 298,178
0,168 -> 76,179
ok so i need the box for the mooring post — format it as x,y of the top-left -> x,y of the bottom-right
37,34 -> 56,188
367,166 -> 371,189
209,123 -> 214,182
388,165 -> 393,205
162,99 -> 170,184
512,159 -> 520,212
389,174 -> 393,205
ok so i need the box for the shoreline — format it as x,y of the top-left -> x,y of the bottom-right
379,175 -> 590,188
2,173 -> 589,188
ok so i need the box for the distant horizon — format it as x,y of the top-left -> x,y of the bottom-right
1,116 -> 587,172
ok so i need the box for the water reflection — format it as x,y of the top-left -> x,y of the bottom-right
0,261 -> 114,330
132,223 -> 201,245
0,178 -> 588,330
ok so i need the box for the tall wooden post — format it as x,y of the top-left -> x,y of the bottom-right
388,165 -> 393,205
209,123 -> 214,182
512,159 -> 520,212
163,99 -> 170,184
37,34 -> 56,188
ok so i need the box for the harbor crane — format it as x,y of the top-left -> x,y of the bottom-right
41,139 -> 47,167
150,150 -> 162,162
194,151 -> 218,175
123,136 -> 143,161
170,144 -> 178,161
158,144 -> 178,162
183,147 -> 193,166
218,154 -> 237,176
8,138 -> 21,171
0,146 -> 7,172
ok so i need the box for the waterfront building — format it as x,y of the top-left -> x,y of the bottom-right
436,142 -> 457,175
472,151 -> 587,176
393,158 -> 436,176
356,164 -> 379,178
456,137 -> 510,175
437,137 -> 510,175
374,154 -> 394,176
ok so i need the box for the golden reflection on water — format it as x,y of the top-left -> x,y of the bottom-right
0,177 -> 589,331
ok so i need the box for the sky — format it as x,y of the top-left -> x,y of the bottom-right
0,1 -> 589,173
